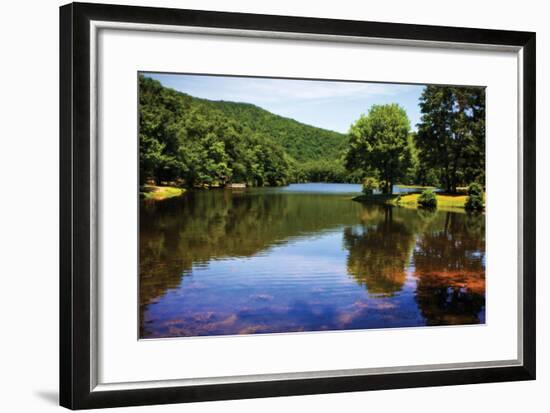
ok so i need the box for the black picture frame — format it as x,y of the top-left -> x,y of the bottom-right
60,2 -> 536,409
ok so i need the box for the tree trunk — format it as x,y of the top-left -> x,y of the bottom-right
383,180 -> 391,194
445,170 -> 452,193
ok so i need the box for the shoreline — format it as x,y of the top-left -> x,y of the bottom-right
141,183 -> 483,212
352,191 -> 480,212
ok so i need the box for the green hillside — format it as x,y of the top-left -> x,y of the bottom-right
198,99 -> 346,162
139,75 -> 351,187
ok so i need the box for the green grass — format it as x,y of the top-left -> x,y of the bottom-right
140,185 -> 185,201
352,191 -> 480,212
398,193 -> 468,209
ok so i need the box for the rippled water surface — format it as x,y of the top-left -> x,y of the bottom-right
140,183 -> 485,338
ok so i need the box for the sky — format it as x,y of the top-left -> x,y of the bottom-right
144,72 -> 425,134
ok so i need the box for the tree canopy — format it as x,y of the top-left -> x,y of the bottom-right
345,104 -> 413,193
415,86 -> 485,192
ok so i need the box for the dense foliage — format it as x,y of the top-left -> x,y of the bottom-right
201,100 -> 347,163
345,104 -> 415,194
292,159 -> 363,183
140,75 -> 485,194
140,75 -> 296,187
415,86 -> 485,192
139,75 -> 353,187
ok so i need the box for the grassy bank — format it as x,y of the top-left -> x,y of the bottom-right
141,185 -> 185,201
396,193 -> 468,209
352,191 -> 473,211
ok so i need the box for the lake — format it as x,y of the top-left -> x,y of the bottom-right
140,183 -> 485,338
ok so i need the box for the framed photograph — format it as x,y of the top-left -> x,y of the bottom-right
60,2 -> 536,409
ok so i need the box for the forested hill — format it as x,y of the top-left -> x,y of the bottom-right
198,99 -> 346,162
139,75 -> 351,187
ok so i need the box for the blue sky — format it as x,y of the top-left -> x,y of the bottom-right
143,72 -> 425,134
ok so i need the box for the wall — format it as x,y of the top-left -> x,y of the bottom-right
0,0 -> 546,411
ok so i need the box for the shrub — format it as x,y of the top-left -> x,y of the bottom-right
362,176 -> 379,195
465,195 -> 484,211
465,182 -> 484,211
467,182 -> 483,197
418,189 -> 437,208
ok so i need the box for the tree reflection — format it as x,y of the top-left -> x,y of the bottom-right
140,190 -> 363,311
140,189 -> 487,337
343,206 -> 415,297
413,212 -> 486,325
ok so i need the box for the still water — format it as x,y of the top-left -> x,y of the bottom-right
140,183 -> 485,338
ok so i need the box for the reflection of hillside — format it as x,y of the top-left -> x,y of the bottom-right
140,190 -> 363,310
413,212 -> 486,325
343,206 -> 416,297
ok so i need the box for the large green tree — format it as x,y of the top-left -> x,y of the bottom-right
345,104 -> 412,194
415,86 -> 485,193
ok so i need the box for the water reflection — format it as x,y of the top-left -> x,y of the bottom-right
343,207 -> 414,297
413,212 -> 486,325
140,184 -> 485,338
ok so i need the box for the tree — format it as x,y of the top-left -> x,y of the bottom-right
345,104 -> 412,194
416,86 -> 485,193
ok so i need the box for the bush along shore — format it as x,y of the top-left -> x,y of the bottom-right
352,184 -> 484,212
